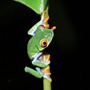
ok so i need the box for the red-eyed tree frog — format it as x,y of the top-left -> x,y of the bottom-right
25,26 -> 56,82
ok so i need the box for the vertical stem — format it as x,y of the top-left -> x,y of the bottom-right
45,6 -> 49,18
42,55 -> 51,90
42,3 -> 52,89
43,78 -> 51,90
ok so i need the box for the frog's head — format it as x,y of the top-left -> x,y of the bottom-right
34,26 -> 54,51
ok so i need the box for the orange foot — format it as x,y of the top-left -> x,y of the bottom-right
42,11 -> 50,29
39,54 -> 50,64
41,66 -> 52,82
41,54 -> 52,82
42,11 -> 56,31
42,54 -> 50,62
51,26 -> 56,31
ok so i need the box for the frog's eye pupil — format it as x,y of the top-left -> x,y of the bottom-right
43,42 -> 46,45
40,39 -> 47,47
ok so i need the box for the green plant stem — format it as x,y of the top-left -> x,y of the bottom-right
43,78 -> 51,90
42,4 -> 52,90
42,55 -> 51,90
45,6 -> 49,18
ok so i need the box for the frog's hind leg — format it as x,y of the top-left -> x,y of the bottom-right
24,66 -> 42,78
32,52 -> 50,67
41,66 -> 52,82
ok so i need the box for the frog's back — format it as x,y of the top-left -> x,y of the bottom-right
27,37 -> 39,60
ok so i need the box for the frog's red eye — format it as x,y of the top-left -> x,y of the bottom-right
40,39 -> 47,47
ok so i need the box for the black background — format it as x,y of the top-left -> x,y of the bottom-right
0,0 -> 88,90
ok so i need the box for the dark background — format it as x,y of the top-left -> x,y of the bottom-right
0,0 -> 88,90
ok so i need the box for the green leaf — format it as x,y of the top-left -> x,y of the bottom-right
14,0 -> 49,14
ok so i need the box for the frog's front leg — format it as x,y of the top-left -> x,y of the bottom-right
25,66 -> 42,78
32,52 -> 50,67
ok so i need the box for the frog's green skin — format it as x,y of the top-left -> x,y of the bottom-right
27,26 -> 54,67
27,12 -> 44,36
24,26 -> 54,81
